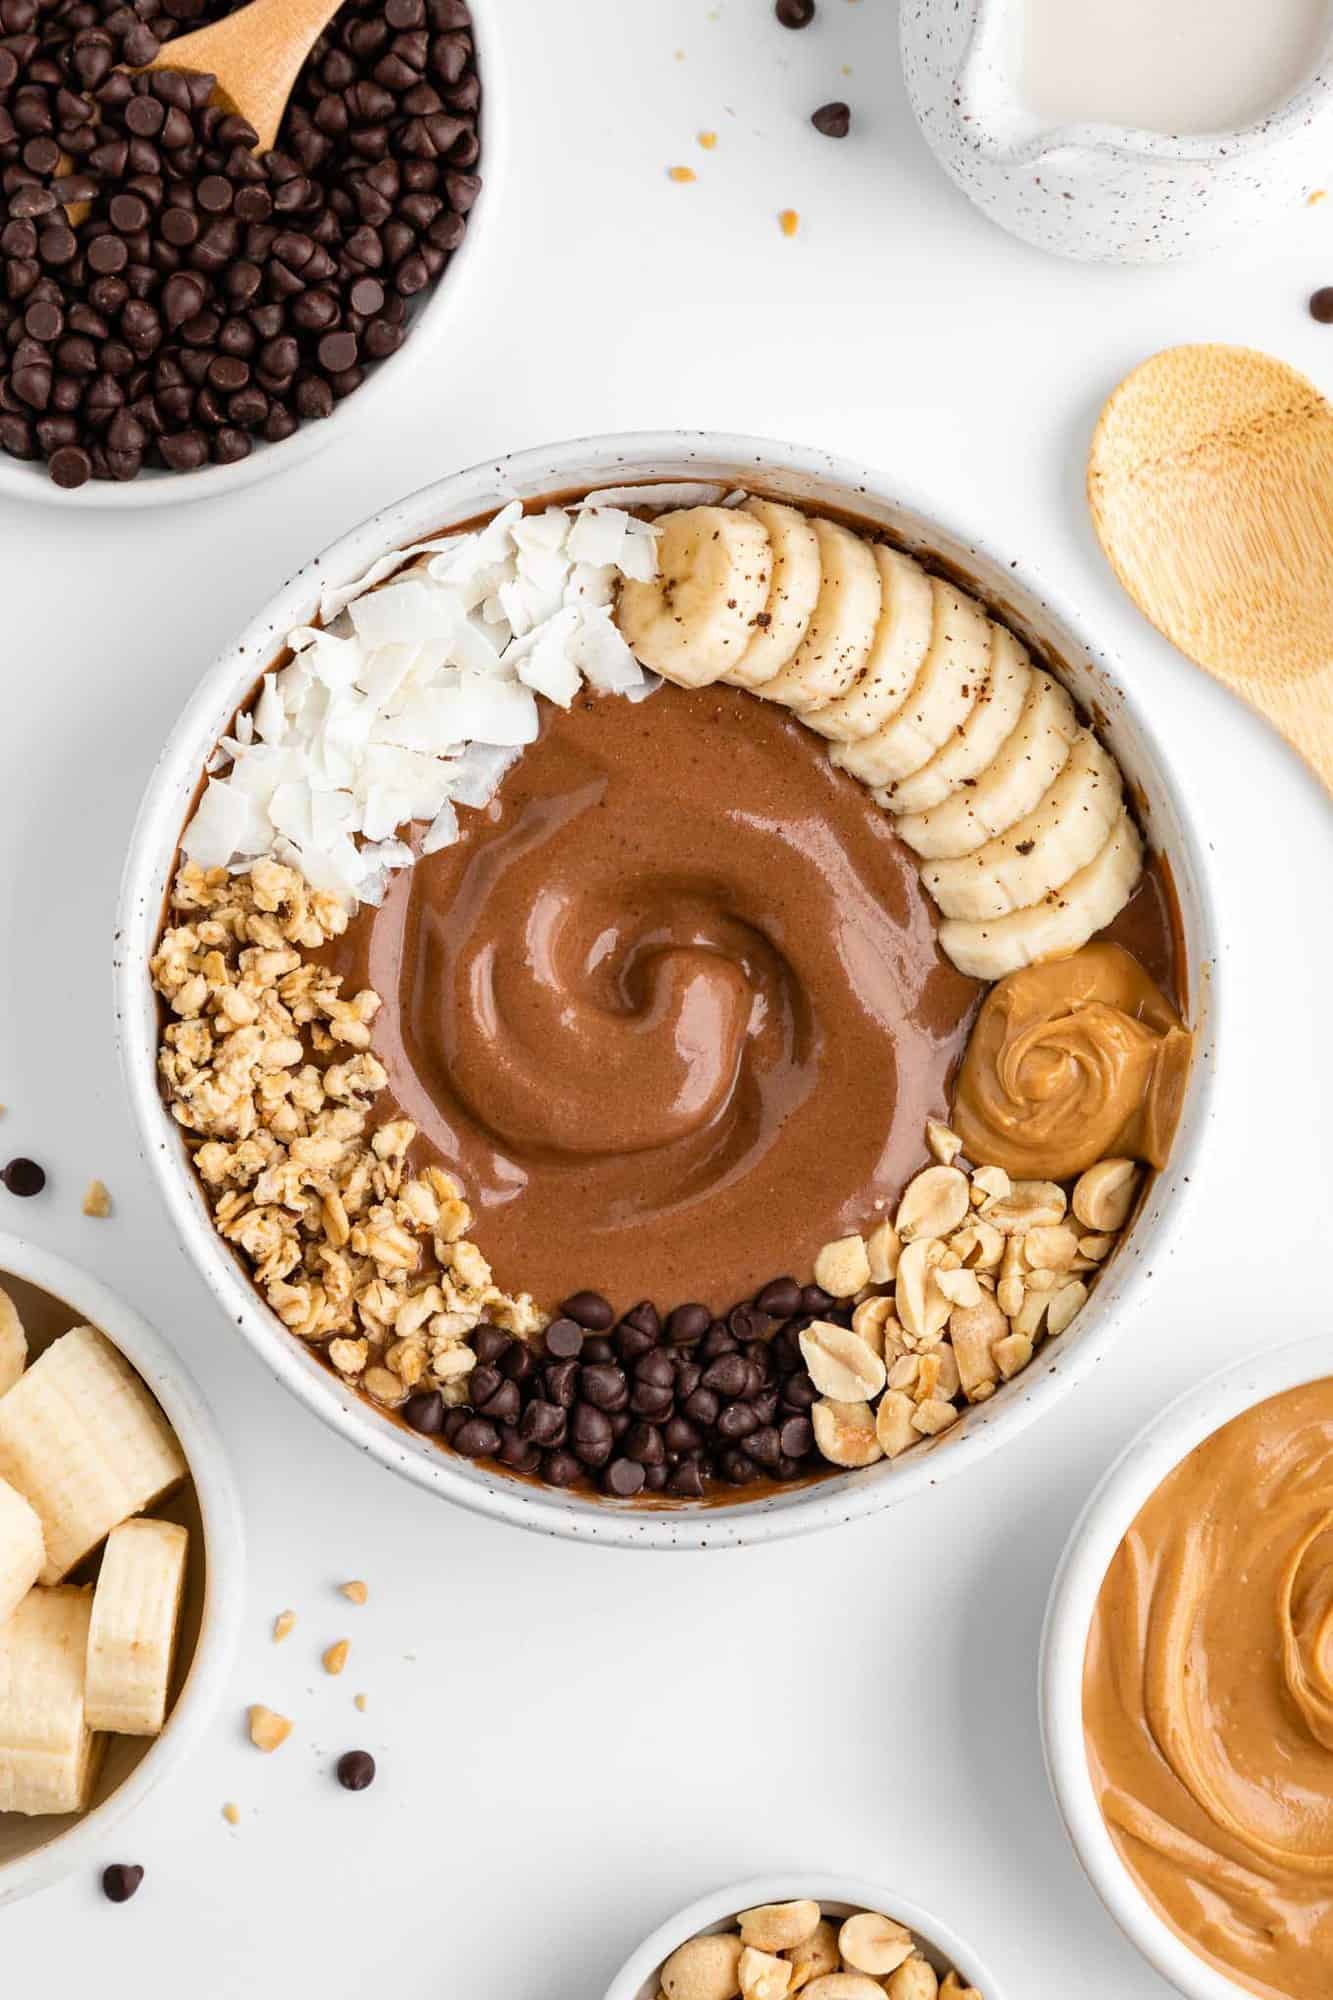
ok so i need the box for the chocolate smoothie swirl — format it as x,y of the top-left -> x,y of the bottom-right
326,682 -> 980,1307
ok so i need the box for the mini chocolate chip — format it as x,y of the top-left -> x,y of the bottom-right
580,1335 -> 614,1364
471,1325 -> 510,1365
109,192 -> 149,233
779,1415 -> 815,1457
776,0 -> 815,23
1310,287 -> 1333,323
541,1448 -> 582,1487
628,1381 -> 673,1422
452,1416 -> 500,1457
570,1401 -> 614,1467
559,1289 -> 614,1330
578,1362 -> 628,1412
519,1399 -> 566,1448
634,1349 -> 675,1389
801,1284 -> 836,1316
755,1276 -> 802,1317
2,1157 -> 45,1196
336,1749 -> 375,1791
667,1459 -> 705,1498
544,1357 -> 579,1408
101,1864 -> 143,1903
400,1388 -> 444,1434
542,1316 -> 583,1360
603,1456 -> 646,1497
666,1301 -> 710,1346
811,100 -> 851,138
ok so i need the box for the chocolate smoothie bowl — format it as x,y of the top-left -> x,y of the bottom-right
117,434 -> 1218,1549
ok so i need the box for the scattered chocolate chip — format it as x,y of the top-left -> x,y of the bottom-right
101,1863 -> 143,1903
336,1749 -> 375,1791
1310,286 -> 1333,323
811,101 -> 851,138
776,0 -> 815,24
559,1288 -> 614,1330
1,1157 -> 45,1196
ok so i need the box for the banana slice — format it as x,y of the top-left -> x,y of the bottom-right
892,668 -> 1079,860
803,546 -> 933,742
615,505 -> 773,686
0,1285 -> 26,1398
0,1585 -> 102,1816
0,1476 -> 42,1627
760,518 -> 882,709
879,625 -> 1033,815
0,1325 -> 186,1585
724,498 -> 822,688
85,1518 -> 188,1736
829,578 -> 992,785
938,808 -> 1143,980
923,730 -> 1124,920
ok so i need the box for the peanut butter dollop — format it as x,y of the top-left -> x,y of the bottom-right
951,940 -> 1190,1181
1085,1381 -> 1333,2000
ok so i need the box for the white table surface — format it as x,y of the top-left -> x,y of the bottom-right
3,2 -> 1332,1994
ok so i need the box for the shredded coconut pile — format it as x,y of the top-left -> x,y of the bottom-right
182,499 -> 662,909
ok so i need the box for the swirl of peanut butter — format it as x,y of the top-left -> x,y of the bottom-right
1086,1381 -> 1333,2000
951,940 -> 1191,1181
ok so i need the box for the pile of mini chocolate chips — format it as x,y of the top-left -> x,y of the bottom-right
0,0 -> 480,486
399,1281 -> 847,1499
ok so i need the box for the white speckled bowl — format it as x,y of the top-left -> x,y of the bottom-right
901,0 -> 1333,262
601,1873 -> 1005,2000
0,0 -> 504,510
116,430 -> 1219,1552
0,1233 -> 244,1907
1040,1334 -> 1333,1998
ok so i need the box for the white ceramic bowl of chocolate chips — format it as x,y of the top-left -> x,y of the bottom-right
117,430 -> 1219,1551
0,1233 -> 244,1906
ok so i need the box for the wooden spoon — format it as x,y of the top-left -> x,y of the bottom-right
1088,343 -> 1333,793
136,0 -> 346,153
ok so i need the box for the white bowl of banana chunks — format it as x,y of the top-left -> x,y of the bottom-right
602,1874 -> 1004,2000
0,1233 -> 243,1905
117,431 -> 1219,1552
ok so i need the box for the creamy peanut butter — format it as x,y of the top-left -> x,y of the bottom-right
1085,1381 -> 1333,2000
952,940 -> 1190,1181
324,681 -> 982,1308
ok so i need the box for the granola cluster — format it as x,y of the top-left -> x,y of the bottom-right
801,1125 -> 1141,1469
151,859 -> 542,1409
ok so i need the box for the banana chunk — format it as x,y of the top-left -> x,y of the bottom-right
880,624 -> 1032,815
0,1285 -> 26,1398
803,545 -> 934,742
615,505 -> 772,687
893,667 -> 1078,859
85,1518 -> 189,1736
938,808 -> 1143,980
761,518 -> 882,709
0,1585 -> 102,1816
830,577 -> 992,785
923,729 -> 1124,921
725,498 -> 822,688
0,1326 -> 186,1585
0,1477 -> 42,1628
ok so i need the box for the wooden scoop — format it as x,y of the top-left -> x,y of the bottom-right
1088,343 -> 1333,793
136,0 -> 345,153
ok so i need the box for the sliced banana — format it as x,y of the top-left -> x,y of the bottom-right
760,517 -> 882,709
892,668 -> 1079,859
0,1285 -> 26,1398
724,498 -> 822,688
0,1475 -> 42,1627
879,624 -> 1033,815
802,545 -> 934,741
85,1518 -> 189,1736
923,729 -> 1124,920
830,578 -> 992,786
0,1585 -> 102,1816
615,505 -> 773,686
938,808 -> 1143,980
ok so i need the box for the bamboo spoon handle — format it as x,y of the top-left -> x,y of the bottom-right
142,0 -> 347,154
1089,343 -> 1333,796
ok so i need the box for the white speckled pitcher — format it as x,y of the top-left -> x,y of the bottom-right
900,0 -> 1333,262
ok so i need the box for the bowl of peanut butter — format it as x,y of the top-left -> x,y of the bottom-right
116,430 -> 1219,1549
1042,1335 -> 1333,2000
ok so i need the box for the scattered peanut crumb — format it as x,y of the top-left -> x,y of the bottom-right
222,1802 -> 240,1826
247,1705 -> 292,1754
779,208 -> 800,237
340,1580 -> 368,1606
82,1179 -> 111,1218
354,1693 -> 368,1713
323,1639 -> 350,1677
272,1609 -> 296,1643
698,131 -> 717,150
668,165 -> 697,183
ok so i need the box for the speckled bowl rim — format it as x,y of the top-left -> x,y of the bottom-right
0,1231 -> 245,1906
115,428 -> 1221,1552
600,1871 -> 1006,2000
1039,1333 -> 1333,2000
0,0 -> 506,512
